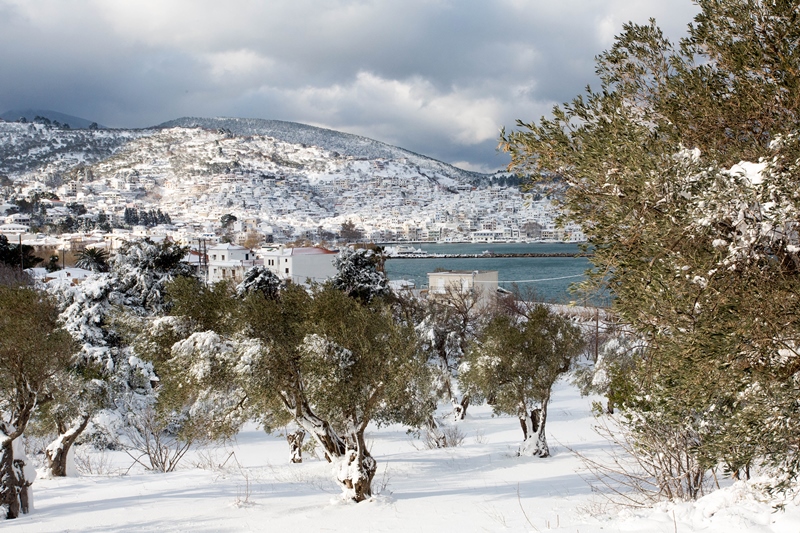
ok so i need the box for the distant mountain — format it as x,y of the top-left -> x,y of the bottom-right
158,117 -> 488,183
0,109 -> 101,129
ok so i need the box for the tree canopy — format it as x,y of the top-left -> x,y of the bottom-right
0,286 -> 75,518
501,0 -> 800,494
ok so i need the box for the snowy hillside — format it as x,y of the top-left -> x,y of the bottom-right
158,117 -> 487,185
0,117 -> 568,243
0,122 -> 146,176
9,380 -> 798,532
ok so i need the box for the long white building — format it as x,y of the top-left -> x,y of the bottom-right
259,245 -> 337,285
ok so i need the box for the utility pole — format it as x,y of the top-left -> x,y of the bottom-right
198,238 -> 208,284
594,307 -> 600,361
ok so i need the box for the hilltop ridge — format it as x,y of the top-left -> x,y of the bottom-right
158,117 -> 488,184
0,109 -> 101,129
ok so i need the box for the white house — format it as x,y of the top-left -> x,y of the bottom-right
426,270 -> 499,309
4,213 -> 31,225
30,267 -> 95,285
207,243 -> 257,284
0,223 -> 30,235
259,245 -> 337,285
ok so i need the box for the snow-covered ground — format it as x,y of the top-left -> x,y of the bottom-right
7,381 -> 800,532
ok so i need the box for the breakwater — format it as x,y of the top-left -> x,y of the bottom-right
388,252 -> 592,259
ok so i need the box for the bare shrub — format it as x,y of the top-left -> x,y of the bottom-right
191,449 -> 236,471
576,413 -> 714,507
374,464 -> 392,495
73,445 -> 117,476
423,424 -> 465,449
122,407 -> 197,473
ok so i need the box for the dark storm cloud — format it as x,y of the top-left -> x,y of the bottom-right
0,0 -> 699,172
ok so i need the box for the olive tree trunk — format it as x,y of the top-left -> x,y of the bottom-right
286,429 -> 305,464
336,429 -> 377,502
45,412 -> 92,477
290,400 -> 346,462
0,430 -> 35,519
0,388 -> 38,520
518,399 -> 550,458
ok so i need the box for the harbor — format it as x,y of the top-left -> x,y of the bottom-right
382,242 -> 600,305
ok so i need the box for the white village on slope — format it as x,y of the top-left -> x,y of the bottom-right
0,118 -> 584,278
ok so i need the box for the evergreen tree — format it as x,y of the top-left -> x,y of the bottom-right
111,239 -> 193,314
339,220 -> 363,242
235,266 -> 283,300
330,247 -> 389,303
0,236 -> 43,269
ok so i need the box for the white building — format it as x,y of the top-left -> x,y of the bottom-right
207,243 -> 257,284
427,270 -> 499,309
30,267 -> 95,285
259,245 -> 337,285
4,213 -> 31,225
0,223 -> 30,235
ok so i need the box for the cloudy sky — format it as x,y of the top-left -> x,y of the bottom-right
0,0 -> 700,173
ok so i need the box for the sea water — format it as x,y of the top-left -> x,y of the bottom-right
383,242 -> 604,305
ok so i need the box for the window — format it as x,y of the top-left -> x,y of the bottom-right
221,255 -> 226,261
212,254 -> 217,260
285,268 -> 289,274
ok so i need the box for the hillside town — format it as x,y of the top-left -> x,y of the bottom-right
0,121 -> 585,277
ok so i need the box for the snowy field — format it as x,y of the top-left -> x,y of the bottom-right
6,380 -> 800,533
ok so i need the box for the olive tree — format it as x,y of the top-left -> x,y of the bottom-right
0,286 -> 75,518
299,286 -> 432,500
460,302 -> 584,457
500,0 -> 800,494
165,281 -> 433,501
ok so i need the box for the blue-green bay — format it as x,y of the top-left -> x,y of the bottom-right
383,242 -> 597,304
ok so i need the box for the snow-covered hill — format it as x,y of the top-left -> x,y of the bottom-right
0,121 -> 147,177
158,117 -> 488,185
0,116 -> 566,242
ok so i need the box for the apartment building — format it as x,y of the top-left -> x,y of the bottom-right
259,245 -> 337,285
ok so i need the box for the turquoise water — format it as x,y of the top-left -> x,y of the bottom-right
383,242 -> 599,304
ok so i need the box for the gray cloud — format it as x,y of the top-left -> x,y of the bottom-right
0,0 -> 699,172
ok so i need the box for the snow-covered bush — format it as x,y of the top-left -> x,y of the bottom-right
36,239 -> 199,478
236,265 -> 283,300
330,247 -> 388,302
